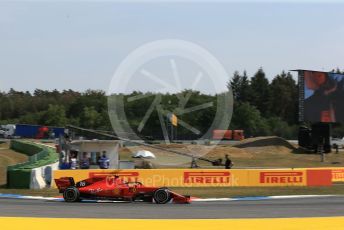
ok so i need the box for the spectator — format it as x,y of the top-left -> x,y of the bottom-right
225,154 -> 233,169
60,160 -> 71,170
80,152 -> 90,169
98,151 -> 110,169
70,152 -> 78,170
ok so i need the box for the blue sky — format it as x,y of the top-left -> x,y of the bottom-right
0,1 -> 343,93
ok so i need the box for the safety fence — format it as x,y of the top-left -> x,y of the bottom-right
7,140 -> 58,188
53,168 -> 337,188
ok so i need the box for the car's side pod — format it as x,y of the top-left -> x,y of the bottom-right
55,177 -> 76,193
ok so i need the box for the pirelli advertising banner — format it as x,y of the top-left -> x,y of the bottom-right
53,168 -> 333,188
251,170 -> 306,187
329,168 -> 344,182
299,167 -> 344,183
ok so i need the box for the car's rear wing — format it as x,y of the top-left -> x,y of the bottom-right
55,177 -> 75,193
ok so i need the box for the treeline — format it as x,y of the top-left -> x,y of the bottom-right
228,68 -> 344,139
0,89 -> 111,130
1,68 -> 343,139
228,68 -> 299,139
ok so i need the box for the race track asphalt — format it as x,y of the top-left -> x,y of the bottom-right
1,196 -> 344,219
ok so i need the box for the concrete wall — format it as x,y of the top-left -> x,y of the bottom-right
30,162 -> 59,189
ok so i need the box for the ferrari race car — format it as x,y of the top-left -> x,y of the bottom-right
55,176 -> 191,204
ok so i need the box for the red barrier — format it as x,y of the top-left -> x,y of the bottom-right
307,169 -> 332,186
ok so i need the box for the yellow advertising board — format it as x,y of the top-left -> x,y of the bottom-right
54,169 -> 243,187
331,168 -> 344,182
247,169 -> 307,187
53,168 -> 332,188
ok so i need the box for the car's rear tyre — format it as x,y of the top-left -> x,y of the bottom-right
63,187 -> 80,202
153,188 -> 171,204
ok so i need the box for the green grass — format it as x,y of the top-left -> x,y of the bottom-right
0,188 -> 60,197
0,184 -> 343,198
0,144 -> 28,185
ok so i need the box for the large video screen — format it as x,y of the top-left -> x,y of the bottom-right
299,70 -> 344,123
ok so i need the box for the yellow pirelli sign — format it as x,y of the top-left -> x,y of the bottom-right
331,168 -> 344,182
53,168 -> 332,188
54,169 -> 241,187
248,170 -> 307,187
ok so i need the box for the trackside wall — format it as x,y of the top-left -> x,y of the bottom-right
53,168 -> 334,188
7,140 -> 58,189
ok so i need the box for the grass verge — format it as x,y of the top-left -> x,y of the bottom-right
0,143 -> 28,185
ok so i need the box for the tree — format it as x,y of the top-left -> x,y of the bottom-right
267,116 -> 297,139
230,102 -> 270,137
228,71 -> 241,100
41,104 -> 67,126
239,71 -> 251,103
269,71 -> 298,124
81,106 -> 102,129
228,71 -> 251,104
19,112 -> 43,124
250,68 -> 270,116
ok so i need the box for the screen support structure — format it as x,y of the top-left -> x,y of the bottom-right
298,70 -> 305,123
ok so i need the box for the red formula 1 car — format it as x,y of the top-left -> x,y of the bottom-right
55,176 -> 190,204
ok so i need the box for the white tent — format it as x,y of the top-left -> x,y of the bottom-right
132,150 -> 156,159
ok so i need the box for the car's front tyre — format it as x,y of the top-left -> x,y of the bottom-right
153,188 -> 171,204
